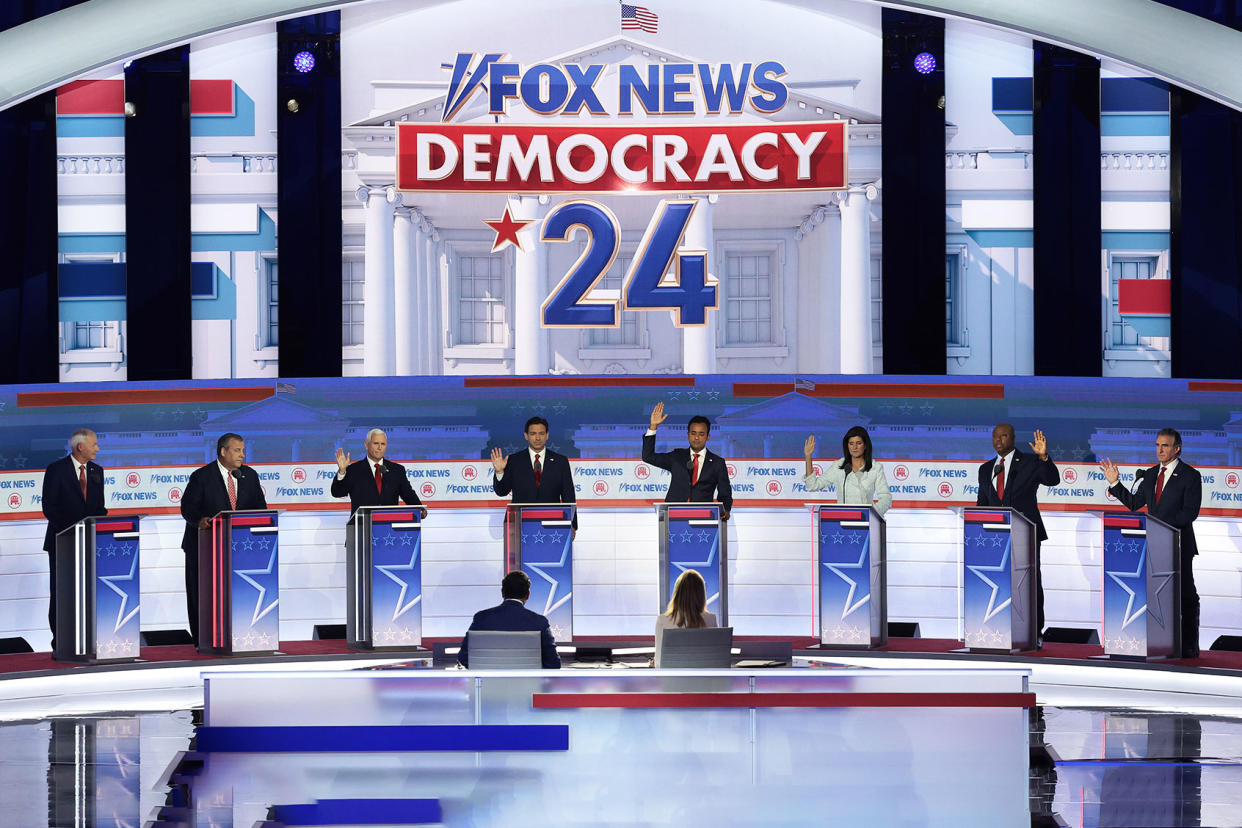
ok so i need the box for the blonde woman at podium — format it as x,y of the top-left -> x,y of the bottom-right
654,569 -> 717,666
802,426 -> 892,516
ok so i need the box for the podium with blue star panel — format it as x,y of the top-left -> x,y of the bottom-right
657,503 -> 729,625
813,505 -> 887,648
346,506 -> 424,650
504,504 -> 575,642
197,509 -> 280,656
1101,512 -> 1179,660
53,515 -> 144,663
961,508 -> 1037,653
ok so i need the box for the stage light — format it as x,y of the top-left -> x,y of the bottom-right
286,99 -> 300,113
913,51 -> 937,74
293,50 -> 316,73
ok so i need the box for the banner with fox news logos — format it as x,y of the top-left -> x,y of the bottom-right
2,460 -> 1240,519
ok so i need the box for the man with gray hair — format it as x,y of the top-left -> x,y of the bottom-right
41,429 -> 107,648
331,428 -> 425,517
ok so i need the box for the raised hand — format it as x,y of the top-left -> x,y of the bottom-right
1029,429 -> 1048,459
649,401 -> 669,431
335,447 -> 350,474
1099,458 -> 1120,485
803,435 -> 816,460
490,446 -> 508,473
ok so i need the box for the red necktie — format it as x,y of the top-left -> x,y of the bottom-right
995,460 -> 1005,501
375,464 -> 383,495
692,453 -> 700,486
78,464 -> 87,500
1155,465 -> 1166,504
227,471 -> 238,510
534,453 -> 542,488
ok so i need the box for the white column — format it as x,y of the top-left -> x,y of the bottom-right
509,194 -> 548,375
358,185 -> 397,376
802,203 -> 842,373
393,206 -> 416,375
682,194 -> 717,374
409,211 -> 429,375
422,222 -> 443,374
839,184 -> 877,374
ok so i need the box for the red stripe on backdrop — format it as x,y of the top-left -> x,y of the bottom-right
531,692 -> 1037,709
1189,380 -> 1242,392
464,376 -> 694,388
57,80 -> 124,114
17,387 -> 274,406
190,80 -> 234,115
732,382 -> 1005,399
1117,279 -> 1170,315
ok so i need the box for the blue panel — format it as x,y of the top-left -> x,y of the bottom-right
273,799 -> 442,826
370,517 -> 423,644
1101,114 -> 1169,136
192,208 -> 276,252
191,261 -> 215,296
93,528 -> 141,659
1124,316 -> 1171,337
817,509 -> 873,645
994,113 -> 1032,135
665,506 -> 723,617
59,299 -> 126,322
56,115 -> 125,137
1102,231 -> 1170,250
991,77 -> 1033,112
190,86 -> 257,137
963,513 -> 1016,649
967,230 -> 1033,248
59,234 -> 126,254
518,505 -> 574,640
229,519 -> 280,651
1101,77 -> 1168,113
191,269 -> 236,320
59,262 -> 125,297
1102,520 -> 1155,653
195,724 -> 570,752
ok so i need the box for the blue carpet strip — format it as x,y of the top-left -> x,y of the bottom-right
196,723 -> 569,752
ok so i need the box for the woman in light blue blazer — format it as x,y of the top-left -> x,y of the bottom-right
803,425 -> 892,516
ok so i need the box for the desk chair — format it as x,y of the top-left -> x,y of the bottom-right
466,630 -> 542,669
656,626 -> 733,668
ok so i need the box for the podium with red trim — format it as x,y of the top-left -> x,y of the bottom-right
197,509 -> 280,656
657,502 -> 728,625
346,505 -> 424,650
1101,512 -> 1179,660
504,503 -> 575,642
54,515 -> 144,664
961,507 -> 1037,653
813,504 -> 887,648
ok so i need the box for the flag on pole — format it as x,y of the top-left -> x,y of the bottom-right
621,3 -> 658,34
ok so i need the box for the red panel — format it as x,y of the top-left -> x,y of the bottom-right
963,511 -> 1008,523
520,510 -> 570,519
667,508 -> 715,519
1117,279 -> 1170,315
371,512 -> 416,523
1189,381 -> 1242,392
17,387 -> 274,406
57,80 -> 124,115
818,510 -> 865,520
465,376 -> 694,388
1103,517 -> 1142,528
732,382 -> 1005,399
190,79 -> 234,115
531,691 -> 1036,709
230,515 -> 275,527
93,521 -> 136,533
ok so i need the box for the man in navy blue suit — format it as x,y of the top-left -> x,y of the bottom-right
180,433 -> 267,645
642,402 -> 733,519
330,428 -> 426,518
458,570 -> 561,668
41,428 -> 108,648
976,423 -> 1060,642
491,416 -> 577,530
1100,428 -> 1204,658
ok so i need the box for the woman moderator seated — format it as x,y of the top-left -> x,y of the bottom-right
803,426 -> 893,515
654,569 -> 716,667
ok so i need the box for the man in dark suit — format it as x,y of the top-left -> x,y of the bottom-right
330,428 -> 425,518
976,423 -> 1060,641
1101,428 -> 1203,657
180,432 -> 267,645
491,416 -> 577,530
458,570 -> 561,668
642,402 -> 733,519
41,428 -> 108,648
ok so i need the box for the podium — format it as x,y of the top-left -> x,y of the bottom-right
197,509 -> 280,655
657,503 -> 728,625
346,506 -> 424,650
54,516 -> 143,663
504,503 -> 575,641
961,508 -> 1037,653
813,505 -> 887,648
1101,512 -> 1179,660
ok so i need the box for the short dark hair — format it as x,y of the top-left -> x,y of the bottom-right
501,570 -> 531,600
688,415 -> 711,432
216,433 -> 244,457
1158,427 -> 1182,448
525,416 -> 549,433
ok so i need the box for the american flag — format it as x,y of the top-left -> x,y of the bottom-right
621,3 -> 658,34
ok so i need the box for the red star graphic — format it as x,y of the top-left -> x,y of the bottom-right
483,204 -> 534,252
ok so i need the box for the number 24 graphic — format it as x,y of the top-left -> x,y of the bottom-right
540,199 -> 717,327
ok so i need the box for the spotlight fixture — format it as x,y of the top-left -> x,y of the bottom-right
913,51 -> 937,75
292,50 -> 316,73
123,101 -> 136,118
286,99 -> 300,113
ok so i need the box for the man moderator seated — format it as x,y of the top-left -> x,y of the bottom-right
331,428 -> 426,518
458,570 -> 561,669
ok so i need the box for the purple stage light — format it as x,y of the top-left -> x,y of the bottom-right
293,51 -> 316,73
913,52 -> 937,75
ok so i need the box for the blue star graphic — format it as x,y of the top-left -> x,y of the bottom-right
671,529 -> 720,607
1105,537 -> 1172,630
526,532 -> 573,617
376,535 -> 422,622
99,542 -> 140,633
822,540 -> 871,620
966,542 -> 1012,624
234,546 -> 280,625
400,533 -> 414,546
